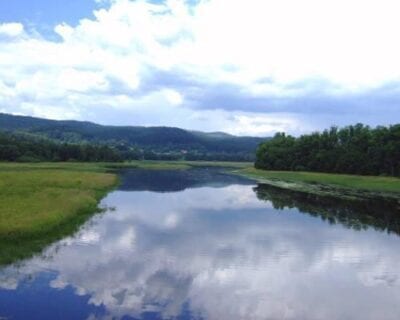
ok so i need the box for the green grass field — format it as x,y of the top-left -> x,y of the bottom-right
238,167 -> 400,198
0,160 -> 191,173
0,170 -> 117,237
0,164 -> 119,265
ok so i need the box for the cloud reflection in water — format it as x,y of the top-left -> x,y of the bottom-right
1,170 -> 400,320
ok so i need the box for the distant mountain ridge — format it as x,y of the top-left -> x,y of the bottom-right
0,113 -> 266,161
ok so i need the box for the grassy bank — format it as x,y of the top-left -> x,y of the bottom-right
0,165 -> 118,265
107,160 -> 250,170
0,161 -> 191,173
0,160 -> 241,265
237,167 -> 400,200
0,160 -> 251,173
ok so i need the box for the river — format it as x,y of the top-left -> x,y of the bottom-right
1,167 -> 400,319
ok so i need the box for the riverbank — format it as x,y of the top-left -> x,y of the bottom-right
0,164 -> 119,265
2,161 -> 399,265
0,160 -> 221,245
0,160 -> 246,265
236,167 -> 400,201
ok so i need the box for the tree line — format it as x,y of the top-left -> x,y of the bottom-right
0,131 -> 122,162
0,131 -> 254,162
255,124 -> 400,176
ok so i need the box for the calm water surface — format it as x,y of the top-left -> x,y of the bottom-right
1,168 -> 400,320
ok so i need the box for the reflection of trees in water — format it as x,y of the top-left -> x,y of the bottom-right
254,184 -> 400,235
118,167 -> 254,192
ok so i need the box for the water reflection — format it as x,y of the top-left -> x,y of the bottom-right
118,167 -> 254,192
255,184 -> 400,235
1,169 -> 400,320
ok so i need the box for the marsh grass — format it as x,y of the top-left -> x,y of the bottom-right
238,168 -> 400,198
0,167 -> 118,265
108,160 -> 191,170
0,161 -> 190,172
0,160 -> 250,173
107,160 -> 251,170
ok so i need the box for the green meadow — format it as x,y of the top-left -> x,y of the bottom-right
238,167 -> 400,199
0,164 -> 118,265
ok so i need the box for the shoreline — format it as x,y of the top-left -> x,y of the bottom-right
234,167 -> 400,201
1,161 -> 399,265
0,166 -> 119,266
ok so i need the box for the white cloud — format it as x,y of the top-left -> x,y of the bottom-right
227,114 -> 303,136
0,23 -> 24,37
0,0 -> 399,134
163,88 -> 183,106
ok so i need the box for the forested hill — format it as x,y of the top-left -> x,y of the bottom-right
255,124 -> 400,176
0,113 -> 265,161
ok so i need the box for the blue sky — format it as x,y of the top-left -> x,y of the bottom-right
0,0 -> 99,37
0,0 -> 399,136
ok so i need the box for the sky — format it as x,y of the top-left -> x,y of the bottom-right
0,0 -> 399,136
